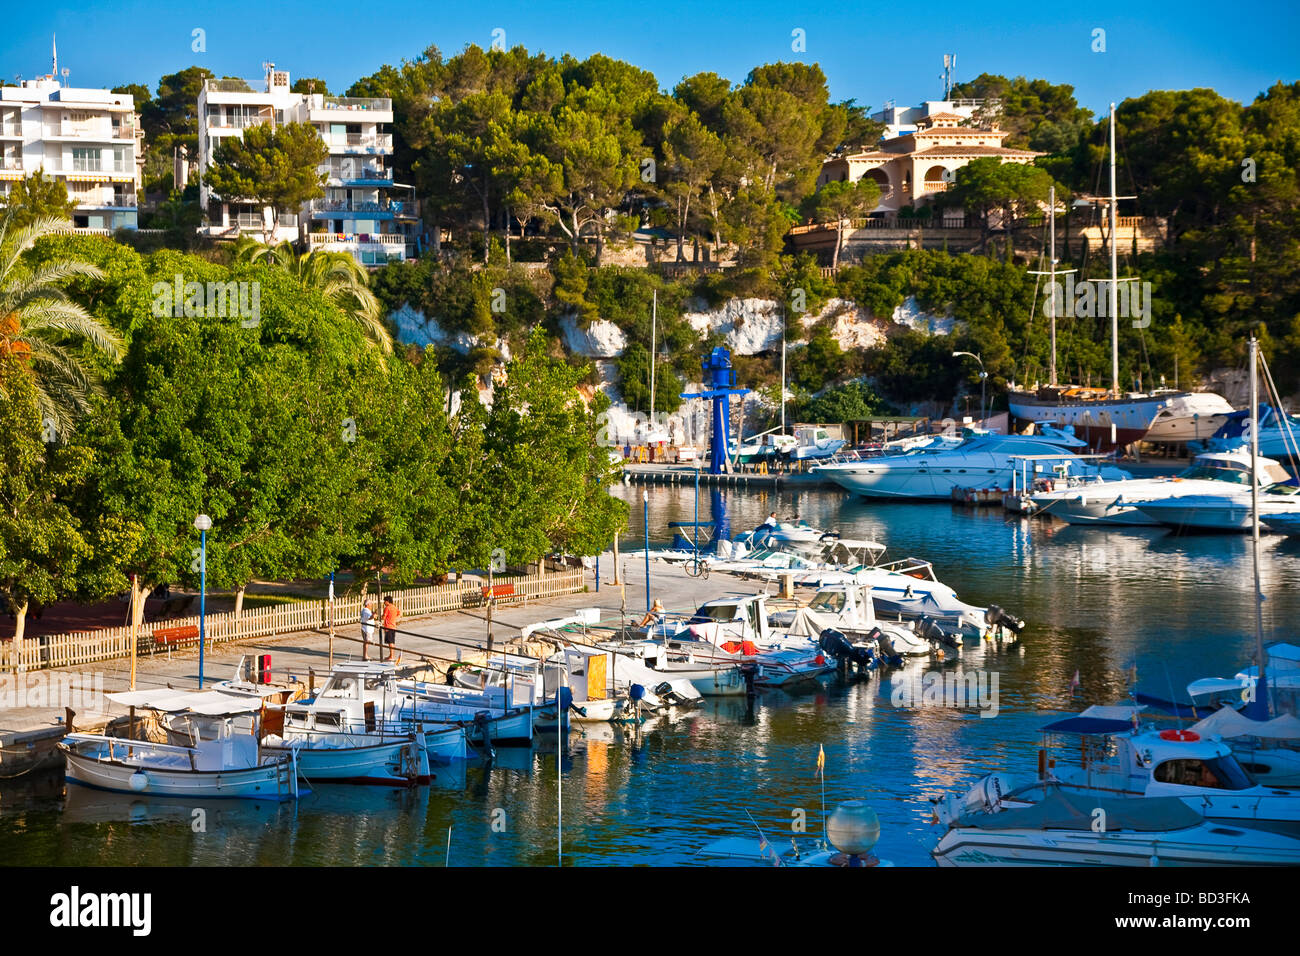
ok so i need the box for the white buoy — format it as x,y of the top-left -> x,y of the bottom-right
128,771 -> 149,792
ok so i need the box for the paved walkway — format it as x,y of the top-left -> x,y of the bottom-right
0,555 -> 761,770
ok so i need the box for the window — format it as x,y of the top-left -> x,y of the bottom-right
72,147 -> 101,172
1153,757 -> 1255,790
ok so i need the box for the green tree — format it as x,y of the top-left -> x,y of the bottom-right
0,214 -> 123,432
659,109 -> 726,262
809,178 -> 881,268
291,77 -> 331,95
0,170 -> 77,228
0,360 -> 122,643
203,122 -> 328,242
942,158 -> 1054,252
232,239 -> 392,357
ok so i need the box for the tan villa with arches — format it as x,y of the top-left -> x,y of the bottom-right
816,110 -> 1042,215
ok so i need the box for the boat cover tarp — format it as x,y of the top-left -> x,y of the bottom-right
783,607 -> 839,639
1134,692 -> 1210,717
1190,708 -> 1300,741
107,689 -> 263,714
957,790 -> 1202,833
1039,716 -> 1135,736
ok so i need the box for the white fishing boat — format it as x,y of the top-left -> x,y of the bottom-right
61,693 -> 300,801
1031,449 -> 1291,525
308,661 -> 526,750
933,788 -> 1300,867
260,723 -> 433,786
813,433 -> 1129,500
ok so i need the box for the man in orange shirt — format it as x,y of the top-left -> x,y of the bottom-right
381,596 -> 401,661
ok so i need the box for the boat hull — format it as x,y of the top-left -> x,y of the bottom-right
933,826 -> 1300,866
1008,391 -> 1172,452
262,736 -> 432,786
62,747 -> 296,801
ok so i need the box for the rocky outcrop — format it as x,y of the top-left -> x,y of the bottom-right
390,304 -> 512,360
559,315 -> 628,358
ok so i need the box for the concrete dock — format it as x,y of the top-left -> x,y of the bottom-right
0,555 -> 748,778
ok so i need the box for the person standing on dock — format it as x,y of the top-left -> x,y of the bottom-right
381,596 -> 401,661
360,599 -> 375,660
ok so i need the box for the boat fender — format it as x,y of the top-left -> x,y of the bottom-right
629,684 -> 645,702
128,770 -> 149,792
1158,729 -> 1200,742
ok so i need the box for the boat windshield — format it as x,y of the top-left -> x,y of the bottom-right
1177,465 -> 1250,483
809,591 -> 847,614
1264,483 -> 1300,496
689,604 -> 740,624
1152,755 -> 1256,790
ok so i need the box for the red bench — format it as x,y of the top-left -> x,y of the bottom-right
481,584 -> 515,600
152,625 -> 200,656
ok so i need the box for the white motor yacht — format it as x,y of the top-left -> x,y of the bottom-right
814,434 -> 1129,500
1031,449 -> 1291,525
1134,482 -> 1300,532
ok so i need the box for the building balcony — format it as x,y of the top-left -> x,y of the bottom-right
310,199 -> 399,218
322,96 -> 390,112
328,133 -> 392,154
0,125 -> 21,139
75,195 -> 137,209
921,180 -> 950,193
326,165 -> 393,186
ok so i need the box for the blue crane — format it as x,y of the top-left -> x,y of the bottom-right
680,346 -> 750,475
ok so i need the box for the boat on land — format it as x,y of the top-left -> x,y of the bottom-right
812,433 -> 1129,501
1192,405 -> 1300,460
1031,449 -> 1292,526
1006,105 -> 1202,454
61,690 -> 301,801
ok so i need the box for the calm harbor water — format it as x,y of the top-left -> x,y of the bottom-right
3,483 -> 1298,867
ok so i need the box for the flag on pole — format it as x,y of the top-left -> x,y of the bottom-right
816,744 -> 825,777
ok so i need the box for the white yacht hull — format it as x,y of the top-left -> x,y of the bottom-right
933,825 -> 1300,866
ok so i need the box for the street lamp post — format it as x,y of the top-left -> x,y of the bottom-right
952,351 -> 987,427
194,514 -> 212,688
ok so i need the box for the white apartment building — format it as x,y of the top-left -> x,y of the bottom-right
197,65 -> 419,264
0,75 -> 141,231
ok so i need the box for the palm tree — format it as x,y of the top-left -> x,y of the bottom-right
0,213 -> 122,434
232,239 -> 394,358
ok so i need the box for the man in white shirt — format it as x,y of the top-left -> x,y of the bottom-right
360,599 -> 375,661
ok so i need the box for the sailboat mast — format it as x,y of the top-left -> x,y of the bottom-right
780,304 -> 787,434
1048,184 -> 1057,387
1108,103 -> 1120,396
1250,336 -> 1267,713
649,289 -> 657,418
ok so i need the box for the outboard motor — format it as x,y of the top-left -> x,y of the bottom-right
985,605 -> 1026,636
866,627 -> 904,668
918,616 -> 961,655
819,628 -> 877,675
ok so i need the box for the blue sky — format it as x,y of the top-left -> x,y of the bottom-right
1,1 -> 1296,115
